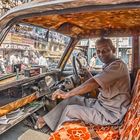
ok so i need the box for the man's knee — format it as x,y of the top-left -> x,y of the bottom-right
64,105 -> 76,113
68,96 -> 84,104
60,96 -> 79,105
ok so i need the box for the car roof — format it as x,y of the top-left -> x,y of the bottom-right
0,0 -> 140,39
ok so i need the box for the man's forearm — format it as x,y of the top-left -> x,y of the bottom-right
67,77 -> 99,98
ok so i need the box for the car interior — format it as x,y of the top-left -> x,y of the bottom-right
0,0 -> 140,140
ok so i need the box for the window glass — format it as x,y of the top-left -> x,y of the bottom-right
0,23 -> 70,74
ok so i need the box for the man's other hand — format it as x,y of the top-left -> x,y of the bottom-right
52,89 -> 69,100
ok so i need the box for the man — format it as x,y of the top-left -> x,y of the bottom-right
22,51 -> 29,66
89,52 -> 97,70
36,38 -> 131,131
77,52 -> 88,67
38,54 -> 48,68
9,53 -> 20,65
0,55 -> 6,74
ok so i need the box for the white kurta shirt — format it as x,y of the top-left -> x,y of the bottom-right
94,59 -> 131,123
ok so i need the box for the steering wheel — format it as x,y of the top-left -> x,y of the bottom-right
72,55 -> 82,85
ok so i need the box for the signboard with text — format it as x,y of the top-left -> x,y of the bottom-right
2,33 -> 34,46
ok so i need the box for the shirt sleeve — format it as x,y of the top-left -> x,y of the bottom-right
93,60 -> 128,89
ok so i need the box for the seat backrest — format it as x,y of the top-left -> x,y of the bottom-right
120,69 -> 140,140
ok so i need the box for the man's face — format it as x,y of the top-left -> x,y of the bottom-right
95,43 -> 114,64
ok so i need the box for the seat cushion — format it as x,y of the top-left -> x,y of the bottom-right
86,124 -> 120,140
49,121 -> 99,140
49,121 -> 120,140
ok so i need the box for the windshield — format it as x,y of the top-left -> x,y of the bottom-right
0,23 -> 70,74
